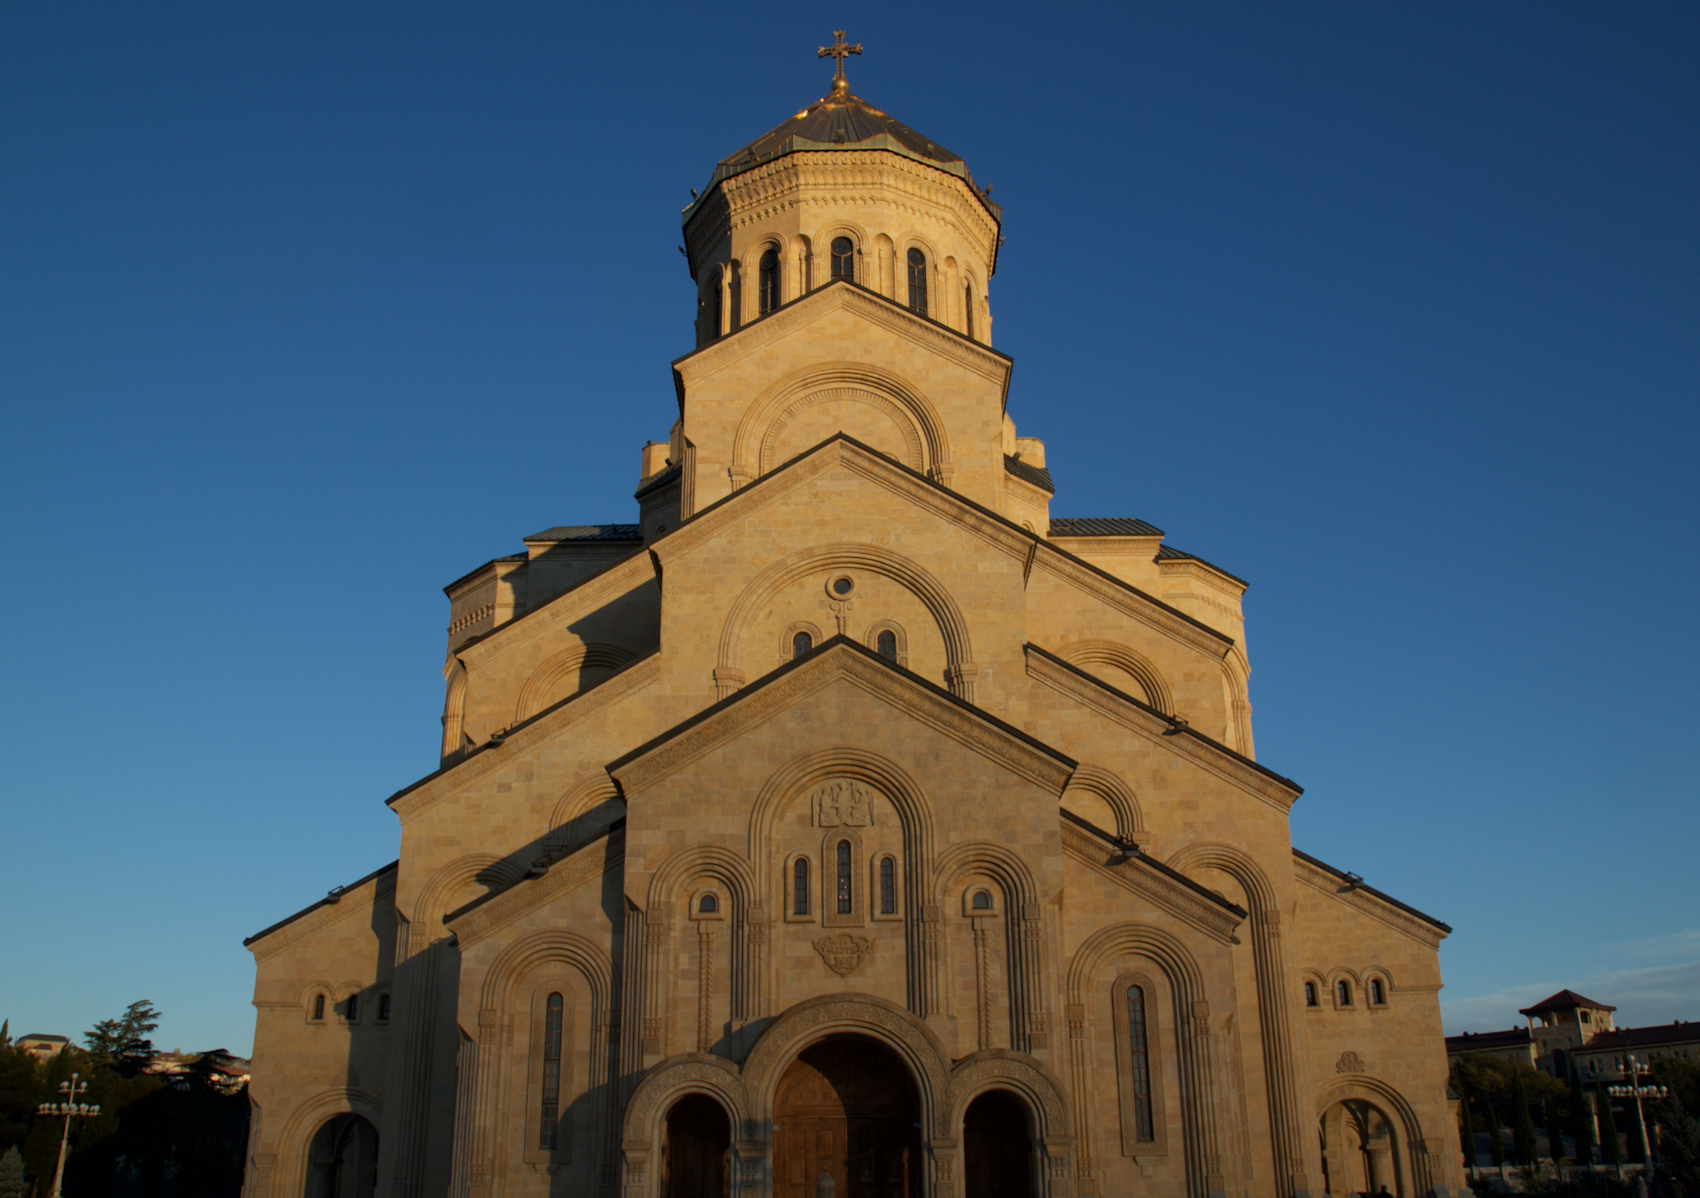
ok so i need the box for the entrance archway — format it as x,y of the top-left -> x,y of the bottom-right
772,1035 -> 923,1198
1319,1098 -> 1402,1197
664,1094 -> 730,1198
303,1113 -> 377,1198
963,1089 -> 1034,1198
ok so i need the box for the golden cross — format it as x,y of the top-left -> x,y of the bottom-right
818,30 -> 863,92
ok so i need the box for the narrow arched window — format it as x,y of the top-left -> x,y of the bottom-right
906,248 -> 928,315
540,992 -> 563,1150
759,247 -> 780,315
706,271 -> 724,340
877,630 -> 897,661
1370,978 -> 1386,1006
793,858 -> 809,915
836,840 -> 852,914
311,994 -> 326,1021
1304,982 -> 1318,1008
1127,985 -> 1154,1141
879,857 -> 896,914
830,237 -> 854,282
971,890 -> 991,911
699,893 -> 718,914
964,284 -> 975,339
1337,980 -> 1353,1007
377,993 -> 391,1022
345,992 -> 359,1022
792,631 -> 812,659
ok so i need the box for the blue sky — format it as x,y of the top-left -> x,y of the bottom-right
1,2 -> 1695,1057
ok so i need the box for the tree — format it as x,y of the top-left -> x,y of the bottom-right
1460,1094 -> 1478,1167
1660,1096 -> 1700,1193
1545,1099 -> 1565,1168
85,1000 -> 160,1076
1597,1083 -> 1623,1166
0,1038 -> 41,1151
1570,1064 -> 1595,1165
1511,1066 -> 1539,1165
0,1146 -> 24,1198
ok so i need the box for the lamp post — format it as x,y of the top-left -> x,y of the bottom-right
35,1072 -> 100,1198
1607,1055 -> 1666,1176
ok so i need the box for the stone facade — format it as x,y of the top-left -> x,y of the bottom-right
242,62 -> 1463,1198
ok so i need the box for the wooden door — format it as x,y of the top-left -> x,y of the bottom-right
773,1038 -> 922,1198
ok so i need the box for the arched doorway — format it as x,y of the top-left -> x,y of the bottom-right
1319,1098 -> 1401,1197
772,1035 -> 923,1198
963,1090 -> 1034,1198
664,1094 -> 730,1198
304,1113 -> 377,1198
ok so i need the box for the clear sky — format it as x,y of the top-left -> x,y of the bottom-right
1,2 -> 1695,1057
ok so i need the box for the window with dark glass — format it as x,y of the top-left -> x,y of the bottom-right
1337,980 -> 1353,1007
1304,982 -> 1318,1008
964,284 -> 975,338
759,247 -> 780,315
971,890 -> 991,911
877,630 -> 897,661
1370,979 -> 1385,1005
1127,985 -> 1154,1141
345,992 -> 359,1022
793,858 -> 809,915
699,893 -> 718,914
879,857 -> 896,914
906,248 -> 928,315
792,631 -> 812,659
378,993 -> 391,1022
312,994 -> 325,1021
707,272 -> 723,338
836,840 -> 852,914
830,237 -> 855,282
540,992 -> 563,1150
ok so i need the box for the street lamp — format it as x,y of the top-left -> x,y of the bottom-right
35,1073 -> 100,1198
1607,1055 -> 1666,1175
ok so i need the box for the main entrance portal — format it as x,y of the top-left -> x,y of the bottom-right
773,1036 -> 924,1198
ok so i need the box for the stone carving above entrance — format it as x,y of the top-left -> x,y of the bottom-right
812,779 -> 874,827
812,933 -> 875,977
1336,1050 -> 1365,1073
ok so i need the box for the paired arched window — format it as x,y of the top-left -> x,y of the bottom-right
792,632 -> 812,659
1337,980 -> 1353,1007
836,840 -> 853,915
1304,982 -> 1319,1008
539,992 -> 564,1150
830,237 -> 855,282
758,247 -> 780,315
1369,978 -> 1386,1006
1127,985 -> 1155,1142
311,994 -> 326,1022
344,992 -> 359,1023
377,993 -> 392,1022
879,857 -> 896,914
877,630 -> 897,661
906,248 -> 928,315
793,858 -> 810,915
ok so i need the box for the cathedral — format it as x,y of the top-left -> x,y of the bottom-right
243,37 -> 1463,1198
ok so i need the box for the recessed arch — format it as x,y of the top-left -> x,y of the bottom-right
1061,764 -> 1144,842
1315,1075 -> 1437,1198
1054,639 -> 1174,714
514,643 -> 638,724
441,660 -> 469,762
546,774 -> 624,851
716,542 -> 975,698
272,1087 -> 383,1198
412,854 -> 524,940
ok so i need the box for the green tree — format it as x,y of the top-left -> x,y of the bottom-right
1597,1083 -> 1623,1165
1569,1064 -> 1595,1164
1459,1095 -> 1478,1166
1545,1098 -> 1565,1166
85,1000 -> 160,1076
0,1038 -> 41,1151
1511,1066 -> 1539,1165
1489,1104 -> 1507,1170
1660,1096 -> 1700,1192
0,1146 -> 24,1198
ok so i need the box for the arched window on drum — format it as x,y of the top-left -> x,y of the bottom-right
830,237 -> 855,283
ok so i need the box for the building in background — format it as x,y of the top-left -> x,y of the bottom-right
1447,989 -> 1698,1081
15,1034 -> 68,1064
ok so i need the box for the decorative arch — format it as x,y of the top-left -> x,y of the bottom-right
1055,639 -> 1174,714
1221,649 -> 1254,758
862,618 -> 909,668
271,1086 -> 383,1198
645,844 -> 763,1024
730,362 -> 954,488
932,842 -> 1048,1055
1315,1074 -> 1437,1198
412,854 -> 524,941
930,841 -> 1040,910
716,542 -> 975,699
1060,764 -> 1144,842
441,660 -> 468,762
620,1053 -> 752,1189
514,642 -> 637,724
948,1049 -> 1076,1189
546,774 -> 624,851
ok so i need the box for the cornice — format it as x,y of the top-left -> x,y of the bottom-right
1024,645 -> 1302,811
1293,856 -> 1447,950
651,437 -> 1031,570
672,281 -> 1010,391
246,864 -> 398,961
1061,822 -> 1241,946
458,552 -> 657,668
1156,556 -> 1249,599
1032,545 -> 1233,661
386,654 -> 661,820
610,639 -> 1074,798
449,827 -> 625,949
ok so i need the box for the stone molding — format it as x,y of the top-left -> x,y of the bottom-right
514,642 -> 639,724
613,643 -> 1074,798
1052,639 -> 1175,716
1293,858 -> 1446,949
1060,764 -> 1144,843
457,553 -> 657,668
1060,824 -> 1241,945
448,828 -> 625,948
1026,648 -> 1300,811
732,361 -> 951,481
1155,555 -> 1250,599
388,655 -> 661,821
1032,547 -> 1233,661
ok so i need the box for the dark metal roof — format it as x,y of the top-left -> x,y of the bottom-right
684,89 -> 999,227
1003,454 -> 1054,494
633,462 -> 683,501
1049,517 -> 1165,538
1582,1022 -> 1700,1051
1156,544 -> 1250,588
1447,1028 -> 1533,1053
524,524 -> 643,543
1293,849 -> 1452,933
442,553 -> 527,596
1519,989 -> 1617,1016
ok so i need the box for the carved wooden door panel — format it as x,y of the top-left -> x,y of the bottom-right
773,1038 -> 921,1198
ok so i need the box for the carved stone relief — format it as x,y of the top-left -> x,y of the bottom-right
812,933 -> 875,977
812,779 -> 875,827
1336,1050 -> 1365,1073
